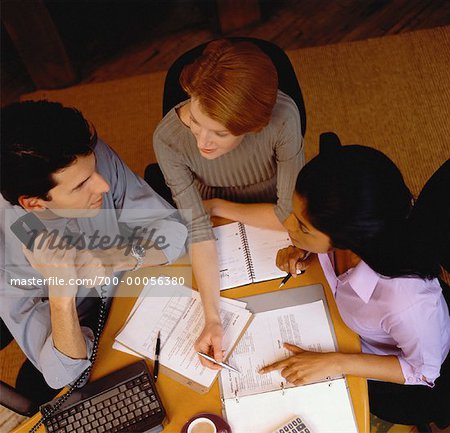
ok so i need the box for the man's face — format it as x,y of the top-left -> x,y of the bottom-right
38,153 -> 110,218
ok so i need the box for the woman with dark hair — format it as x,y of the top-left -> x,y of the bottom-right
260,140 -> 449,427
153,39 -> 304,368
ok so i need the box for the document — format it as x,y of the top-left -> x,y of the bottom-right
220,301 -> 336,399
114,281 -> 252,392
223,378 -> 358,433
218,297 -> 358,433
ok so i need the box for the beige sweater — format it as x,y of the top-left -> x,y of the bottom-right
153,91 -> 304,243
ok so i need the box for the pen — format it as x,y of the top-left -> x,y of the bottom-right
196,352 -> 240,374
153,330 -> 161,382
278,251 -> 311,288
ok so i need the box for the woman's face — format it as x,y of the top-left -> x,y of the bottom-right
283,192 -> 333,253
188,98 -> 245,160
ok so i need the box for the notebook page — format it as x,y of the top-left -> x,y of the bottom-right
223,378 -> 358,433
220,301 -> 336,400
243,225 -> 291,283
115,282 -> 251,388
213,223 -> 250,290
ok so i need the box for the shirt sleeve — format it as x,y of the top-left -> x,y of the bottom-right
153,133 -> 215,244
382,298 -> 443,386
94,139 -> 188,262
0,294 -> 94,389
273,98 -> 305,223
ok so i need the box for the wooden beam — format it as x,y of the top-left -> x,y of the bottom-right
2,0 -> 78,89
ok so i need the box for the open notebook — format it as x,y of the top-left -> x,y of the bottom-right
219,299 -> 358,433
214,222 -> 291,290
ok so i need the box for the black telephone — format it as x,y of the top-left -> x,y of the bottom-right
10,212 -> 46,251
8,213 -> 109,433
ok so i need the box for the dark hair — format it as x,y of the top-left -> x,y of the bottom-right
295,137 -> 447,279
1,100 -> 97,205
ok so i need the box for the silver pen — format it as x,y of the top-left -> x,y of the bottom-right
196,352 -> 240,374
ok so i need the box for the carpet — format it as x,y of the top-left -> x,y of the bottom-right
20,26 -> 450,197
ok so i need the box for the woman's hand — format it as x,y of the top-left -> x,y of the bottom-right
195,319 -> 224,370
202,198 -> 223,217
276,246 -> 312,277
259,343 -> 341,385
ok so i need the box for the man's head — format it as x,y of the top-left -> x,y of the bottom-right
1,100 -> 109,216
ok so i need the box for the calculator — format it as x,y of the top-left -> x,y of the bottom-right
270,415 -> 312,433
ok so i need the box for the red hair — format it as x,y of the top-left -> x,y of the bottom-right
179,39 -> 278,136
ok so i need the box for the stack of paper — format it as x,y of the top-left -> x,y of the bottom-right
113,280 -> 252,393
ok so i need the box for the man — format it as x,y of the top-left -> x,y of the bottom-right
0,101 -> 187,403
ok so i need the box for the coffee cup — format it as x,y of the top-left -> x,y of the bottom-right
187,417 -> 217,433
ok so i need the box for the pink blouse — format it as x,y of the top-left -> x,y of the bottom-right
318,253 -> 450,386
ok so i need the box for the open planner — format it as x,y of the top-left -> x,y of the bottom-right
219,286 -> 358,433
214,222 -> 291,290
113,281 -> 252,393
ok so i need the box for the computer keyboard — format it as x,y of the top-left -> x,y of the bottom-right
40,360 -> 165,433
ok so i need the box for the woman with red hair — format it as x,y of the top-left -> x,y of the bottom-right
153,39 -> 304,368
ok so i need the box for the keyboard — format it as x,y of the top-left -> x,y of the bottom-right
40,361 -> 165,433
270,416 -> 312,433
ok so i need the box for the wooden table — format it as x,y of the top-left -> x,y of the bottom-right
13,255 -> 369,433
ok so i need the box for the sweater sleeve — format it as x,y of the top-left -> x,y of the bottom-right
153,129 -> 215,244
273,95 -> 305,223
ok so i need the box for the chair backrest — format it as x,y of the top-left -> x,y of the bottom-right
162,37 -> 306,137
408,158 -> 450,273
0,380 -> 38,417
0,319 -> 39,416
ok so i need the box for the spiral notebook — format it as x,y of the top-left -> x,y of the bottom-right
214,222 -> 291,290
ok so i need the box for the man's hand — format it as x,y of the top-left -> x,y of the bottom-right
23,232 -> 78,298
276,246 -> 312,277
194,319 -> 224,370
259,343 -> 340,385
74,248 -> 117,287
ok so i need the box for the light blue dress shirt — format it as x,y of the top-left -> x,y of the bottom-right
0,139 -> 187,388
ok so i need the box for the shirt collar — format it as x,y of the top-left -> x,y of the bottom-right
341,259 -> 380,303
318,253 -> 380,303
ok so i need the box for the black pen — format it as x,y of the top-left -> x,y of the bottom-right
278,252 -> 311,288
153,330 -> 161,382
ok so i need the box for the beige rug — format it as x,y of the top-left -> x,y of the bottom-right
20,26 -> 450,197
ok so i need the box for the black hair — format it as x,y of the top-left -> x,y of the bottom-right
0,100 -> 97,205
295,134 -> 448,279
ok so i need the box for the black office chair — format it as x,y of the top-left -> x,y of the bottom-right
145,37 -> 307,203
1,319 -> 38,416
161,37 -> 306,131
1,319 -> 62,416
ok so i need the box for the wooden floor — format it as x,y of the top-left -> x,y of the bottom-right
2,0 -> 450,106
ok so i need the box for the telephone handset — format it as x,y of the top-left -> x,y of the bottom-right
10,212 -> 46,251
9,214 -> 109,433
